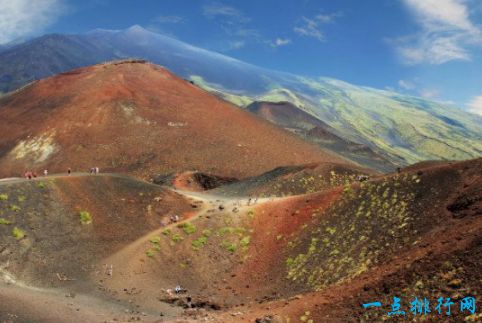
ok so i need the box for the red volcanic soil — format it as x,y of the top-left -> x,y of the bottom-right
153,170 -> 238,192
0,156 -> 480,321
0,60 -> 348,180
212,157 -> 482,322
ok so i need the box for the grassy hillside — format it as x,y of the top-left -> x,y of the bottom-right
191,75 -> 482,167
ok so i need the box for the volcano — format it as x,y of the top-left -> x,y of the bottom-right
0,60 -> 347,179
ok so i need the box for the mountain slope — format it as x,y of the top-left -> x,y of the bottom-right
2,157 -> 479,321
0,60 -> 346,179
247,101 -> 397,171
0,26 -> 481,167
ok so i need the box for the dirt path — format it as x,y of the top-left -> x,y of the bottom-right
0,282 -> 163,322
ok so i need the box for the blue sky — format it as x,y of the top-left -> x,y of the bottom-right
1,0 -> 482,115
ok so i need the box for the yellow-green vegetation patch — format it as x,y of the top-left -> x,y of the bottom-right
9,205 -> 20,212
0,194 -> 8,201
79,211 -> 92,224
300,311 -> 313,323
172,233 -> 183,243
0,218 -> 13,225
178,222 -> 196,235
218,226 -> 235,236
17,195 -> 26,202
202,229 -> 212,237
192,236 -> 208,250
285,175 -> 420,290
12,227 -> 25,240
161,228 -> 171,236
146,236 -> 162,258
240,236 -> 251,247
221,241 -> 237,253
37,182 -> 46,189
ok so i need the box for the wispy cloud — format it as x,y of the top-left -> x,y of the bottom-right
396,78 -> 441,100
203,3 -> 260,51
0,0 -> 67,44
393,0 -> 482,65
294,13 -> 341,42
398,79 -> 415,90
154,15 -> 185,24
203,3 -> 249,23
419,88 -> 439,99
467,95 -> 482,115
271,38 -> 292,47
228,40 -> 246,50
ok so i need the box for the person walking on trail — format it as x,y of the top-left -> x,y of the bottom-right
67,168 -> 71,176
43,169 -> 48,176
95,167 -> 100,174
90,167 -> 94,174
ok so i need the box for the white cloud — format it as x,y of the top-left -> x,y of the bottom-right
202,3 -> 265,51
419,88 -> 439,99
467,96 -> 482,115
154,15 -> 184,24
228,40 -> 246,50
394,0 -> 482,65
0,0 -> 66,44
203,4 -> 249,22
294,13 -> 341,42
271,38 -> 292,47
398,79 -> 415,90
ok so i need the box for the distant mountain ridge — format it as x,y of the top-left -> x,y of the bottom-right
0,25 -> 481,169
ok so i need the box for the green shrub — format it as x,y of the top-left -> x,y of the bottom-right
172,233 -> 183,242
192,236 -> 208,250
37,182 -> 46,189
286,257 -> 294,266
222,241 -> 237,253
79,211 -> 92,224
218,227 -> 234,236
0,218 -> 12,225
0,194 -> 8,201
10,205 -> 20,212
12,227 -> 25,240
178,222 -> 196,235
149,236 -> 161,244
202,229 -> 212,237
240,236 -> 251,247
161,228 -> 171,236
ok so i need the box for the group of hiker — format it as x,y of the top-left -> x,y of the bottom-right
24,169 -> 49,179
23,167 -> 100,179
90,167 -> 100,175
169,214 -> 180,223
24,171 -> 39,179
